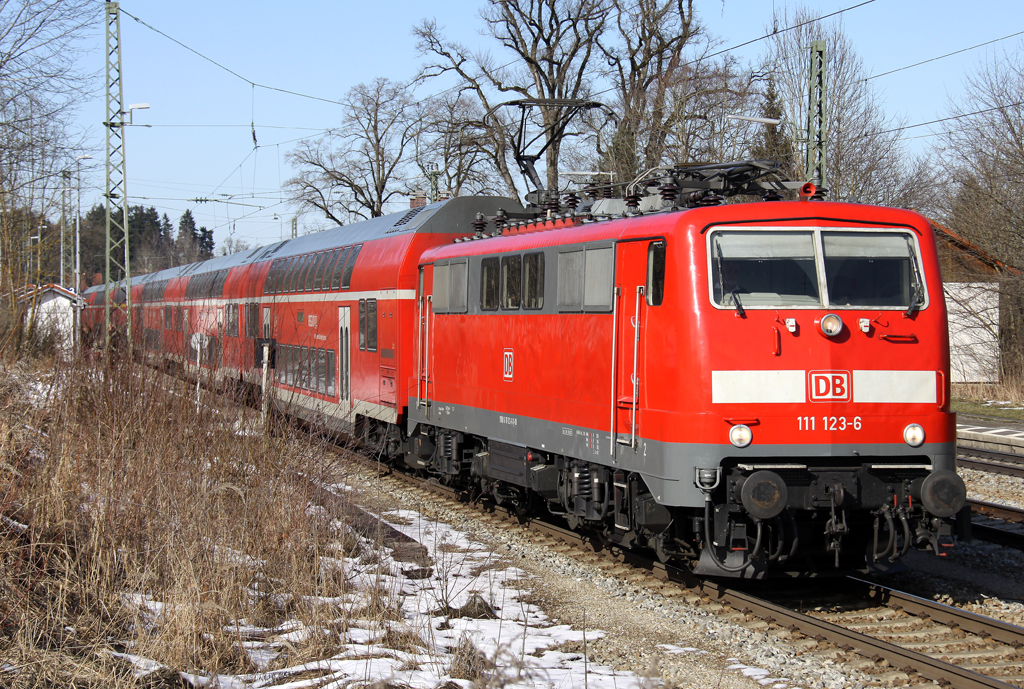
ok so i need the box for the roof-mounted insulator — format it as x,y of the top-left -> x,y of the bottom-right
472,212 -> 488,236
699,192 -> 723,207
658,182 -> 679,203
625,193 -> 641,211
563,193 -> 580,212
494,208 -> 508,232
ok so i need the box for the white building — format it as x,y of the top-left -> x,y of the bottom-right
20,284 -> 82,349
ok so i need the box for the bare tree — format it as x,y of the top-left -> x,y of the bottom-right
760,7 -> 908,204
414,21 -> 522,198
415,0 -> 609,197
933,49 -> 1024,375
595,0 -> 702,182
413,93 -> 499,198
287,78 -> 421,222
935,49 -> 1024,259
0,0 -> 94,339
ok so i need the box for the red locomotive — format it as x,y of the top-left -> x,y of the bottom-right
83,160 -> 966,578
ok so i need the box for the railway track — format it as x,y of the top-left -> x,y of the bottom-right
957,446 -> 1024,479
969,499 -> 1024,551
352,460 -> 1024,689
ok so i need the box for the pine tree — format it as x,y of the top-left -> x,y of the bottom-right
750,77 -> 797,179
175,209 -> 201,265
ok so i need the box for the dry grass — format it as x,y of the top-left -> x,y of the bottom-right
0,350 -> 371,686
952,377 -> 1024,421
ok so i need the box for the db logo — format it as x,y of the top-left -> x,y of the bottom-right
503,348 -> 514,381
809,371 -> 851,402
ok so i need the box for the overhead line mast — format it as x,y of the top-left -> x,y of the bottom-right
805,40 -> 827,188
104,1 -> 132,354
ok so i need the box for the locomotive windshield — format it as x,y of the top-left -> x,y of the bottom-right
710,228 -> 926,310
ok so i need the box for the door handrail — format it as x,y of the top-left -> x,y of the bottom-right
609,286 -> 620,456
630,285 -> 644,449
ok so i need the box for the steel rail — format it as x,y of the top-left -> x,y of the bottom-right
957,445 -> 1024,478
700,573 -> 1024,687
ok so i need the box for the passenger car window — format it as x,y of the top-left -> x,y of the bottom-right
557,249 -> 583,311
583,247 -> 613,311
500,255 -> 522,309
481,257 -> 499,310
524,252 -> 544,310
647,241 -> 665,306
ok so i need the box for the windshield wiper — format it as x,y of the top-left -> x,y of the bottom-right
905,239 -> 924,316
730,289 -> 746,318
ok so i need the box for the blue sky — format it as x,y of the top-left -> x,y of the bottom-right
71,0 -> 1023,250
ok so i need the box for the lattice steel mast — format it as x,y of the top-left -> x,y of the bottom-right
805,40 -> 826,187
104,1 -> 131,351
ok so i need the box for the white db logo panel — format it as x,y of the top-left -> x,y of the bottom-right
503,348 -> 514,381
809,371 -> 851,402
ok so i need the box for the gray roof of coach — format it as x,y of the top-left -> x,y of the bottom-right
82,196 -> 523,296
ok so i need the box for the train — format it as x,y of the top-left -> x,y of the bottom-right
82,159 -> 967,578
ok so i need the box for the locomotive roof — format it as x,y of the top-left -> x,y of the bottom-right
83,195 -> 523,295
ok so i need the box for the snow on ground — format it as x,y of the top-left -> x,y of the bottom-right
108,499 -> 801,689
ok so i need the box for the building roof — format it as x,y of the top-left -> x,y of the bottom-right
15,283 -> 82,304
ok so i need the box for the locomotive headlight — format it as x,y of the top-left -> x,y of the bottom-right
903,423 -> 926,447
819,313 -> 844,337
729,424 -> 753,448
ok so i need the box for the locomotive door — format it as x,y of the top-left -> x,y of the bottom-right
337,306 -> 351,415
613,241 -> 649,454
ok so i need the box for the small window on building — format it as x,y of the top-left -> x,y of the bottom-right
164,305 -> 173,329
647,241 -> 666,306
524,252 -> 545,309
366,299 -> 377,352
297,310 -> 304,324
481,257 -> 499,310
500,255 -> 522,309
358,299 -> 366,351
226,304 -> 239,337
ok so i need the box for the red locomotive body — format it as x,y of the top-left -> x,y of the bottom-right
84,165 -> 966,578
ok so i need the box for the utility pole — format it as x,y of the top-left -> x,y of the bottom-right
61,170 -> 71,287
805,40 -> 826,188
425,163 -> 442,203
104,1 -> 132,356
